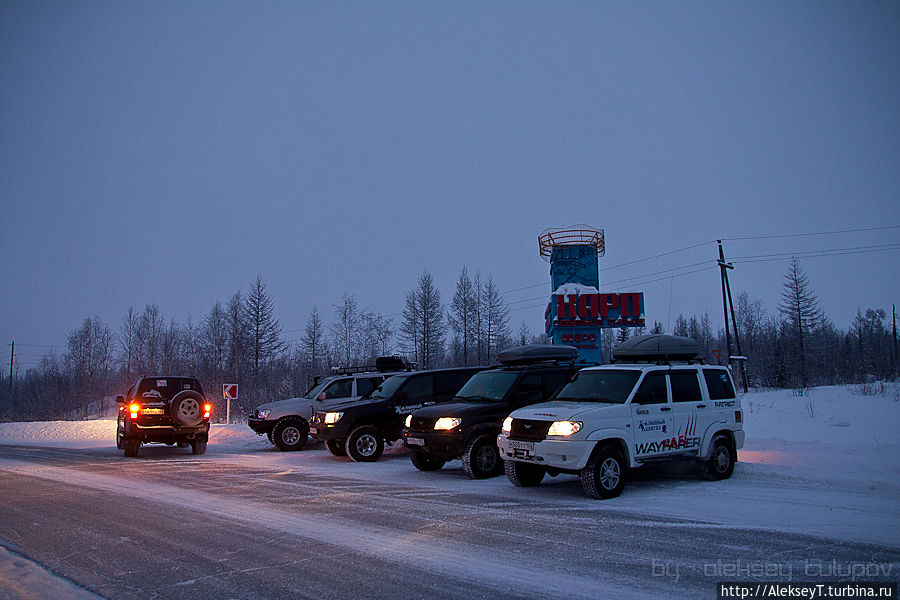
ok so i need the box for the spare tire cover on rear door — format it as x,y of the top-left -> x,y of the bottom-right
170,390 -> 204,426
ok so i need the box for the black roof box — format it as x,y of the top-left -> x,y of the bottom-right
496,344 -> 577,366
612,335 -> 700,362
375,355 -> 409,372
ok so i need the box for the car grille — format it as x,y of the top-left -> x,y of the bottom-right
407,417 -> 435,432
509,419 -> 553,442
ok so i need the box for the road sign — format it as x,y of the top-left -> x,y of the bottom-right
223,384 -> 238,399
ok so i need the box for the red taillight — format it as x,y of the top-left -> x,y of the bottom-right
735,410 -> 742,423
129,404 -> 140,419
203,404 -> 211,419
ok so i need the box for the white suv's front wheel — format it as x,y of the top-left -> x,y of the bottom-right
581,446 -> 626,499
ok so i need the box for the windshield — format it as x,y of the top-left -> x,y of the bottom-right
554,370 -> 641,404
367,374 -> 409,400
455,371 -> 519,402
303,377 -> 334,400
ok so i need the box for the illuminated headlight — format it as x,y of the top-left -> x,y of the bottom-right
502,417 -> 512,433
434,417 -> 461,431
548,421 -> 582,436
324,412 -> 343,424
404,415 -> 412,428
257,409 -> 271,419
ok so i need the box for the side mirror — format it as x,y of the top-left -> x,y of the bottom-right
115,395 -> 125,404
317,393 -> 326,401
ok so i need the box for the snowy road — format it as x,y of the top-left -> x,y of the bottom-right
1,438 -> 898,600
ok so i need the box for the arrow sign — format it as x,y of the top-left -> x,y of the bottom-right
223,384 -> 238,400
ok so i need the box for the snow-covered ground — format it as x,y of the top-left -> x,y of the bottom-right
1,384 -> 898,550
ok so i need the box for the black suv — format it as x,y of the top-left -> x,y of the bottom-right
402,345 -> 583,479
116,376 -> 211,457
309,367 -> 484,462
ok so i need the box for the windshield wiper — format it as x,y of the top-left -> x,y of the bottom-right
458,395 -> 493,402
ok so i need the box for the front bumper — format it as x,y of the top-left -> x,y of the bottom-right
402,429 -> 466,460
309,420 -> 351,442
497,434 -> 594,471
247,417 -> 275,435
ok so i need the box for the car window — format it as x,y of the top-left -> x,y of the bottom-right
323,378 -> 353,399
404,375 -> 433,400
632,372 -> 668,405
670,370 -> 702,403
541,372 -> 567,397
135,378 -> 201,401
356,377 -> 382,398
554,370 -> 640,403
703,369 -> 736,400
434,370 -> 478,395
456,371 -> 518,402
511,374 -> 544,404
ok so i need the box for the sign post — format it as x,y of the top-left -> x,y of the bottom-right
223,384 -> 238,424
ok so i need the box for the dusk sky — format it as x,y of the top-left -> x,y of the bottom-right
2,1 -> 898,369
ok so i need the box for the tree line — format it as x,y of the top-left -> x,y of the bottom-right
1,260 -> 896,421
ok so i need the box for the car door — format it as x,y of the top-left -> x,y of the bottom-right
630,371 -> 673,459
668,369 -> 704,456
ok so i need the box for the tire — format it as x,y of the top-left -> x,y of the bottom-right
461,435 -> 502,479
701,436 -> 736,480
272,418 -> 308,452
191,440 -> 207,455
170,390 -> 204,427
266,431 -> 274,445
346,425 -> 384,462
123,438 -> 140,457
116,429 -> 124,450
410,450 -> 445,472
504,459 -> 545,487
581,446 -> 626,499
325,439 -> 346,457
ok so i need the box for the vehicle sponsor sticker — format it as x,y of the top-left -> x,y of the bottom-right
156,379 -> 167,387
638,419 -> 667,433
714,400 -> 735,408
635,435 -> 700,456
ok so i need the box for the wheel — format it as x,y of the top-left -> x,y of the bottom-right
170,390 -> 204,427
266,431 -> 275,445
504,459 -> 545,487
325,439 -> 346,457
346,425 -> 384,462
581,446 -> 626,499
123,438 -> 140,457
701,436 -> 735,480
116,429 -> 124,450
461,434 -> 502,479
410,450 -> 445,472
191,440 -> 207,455
272,418 -> 308,451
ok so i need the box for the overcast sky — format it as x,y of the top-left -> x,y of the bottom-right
2,1 -> 898,369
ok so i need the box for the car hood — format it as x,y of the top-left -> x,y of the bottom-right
413,401 -> 505,419
509,401 -> 623,421
255,397 -> 310,412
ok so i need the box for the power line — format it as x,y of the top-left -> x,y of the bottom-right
731,242 -> 900,261
732,245 -> 900,264
722,224 -> 900,242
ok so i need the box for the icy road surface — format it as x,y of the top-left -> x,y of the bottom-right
0,385 -> 898,599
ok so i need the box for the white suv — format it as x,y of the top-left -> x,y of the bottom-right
497,335 -> 744,499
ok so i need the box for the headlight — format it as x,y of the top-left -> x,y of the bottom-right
502,417 -> 512,433
547,421 -> 582,436
434,417 -> 461,430
324,412 -> 343,424
404,415 -> 412,428
257,409 -> 271,419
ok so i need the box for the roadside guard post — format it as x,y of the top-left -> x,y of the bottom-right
223,384 -> 238,424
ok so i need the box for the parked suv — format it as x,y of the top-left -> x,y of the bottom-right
402,345 -> 583,479
310,367 -> 485,462
116,376 -> 212,457
497,335 -> 744,499
248,357 -> 412,451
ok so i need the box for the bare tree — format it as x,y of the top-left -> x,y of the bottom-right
448,266 -> 477,365
300,306 -> 327,384
480,275 -> 509,362
400,271 -> 446,368
65,316 -> 113,417
331,293 -> 361,367
245,275 -> 284,378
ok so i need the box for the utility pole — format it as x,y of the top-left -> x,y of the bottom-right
717,241 -> 749,392
8,341 -> 13,392
893,304 -> 897,380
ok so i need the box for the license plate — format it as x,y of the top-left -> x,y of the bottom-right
406,437 -> 424,447
142,408 -> 164,415
509,440 -> 534,451
309,427 -> 318,435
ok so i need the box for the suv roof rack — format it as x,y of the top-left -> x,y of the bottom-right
496,344 -> 578,366
611,334 -> 702,364
331,355 -> 416,375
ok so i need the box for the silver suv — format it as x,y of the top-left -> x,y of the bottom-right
497,335 -> 744,498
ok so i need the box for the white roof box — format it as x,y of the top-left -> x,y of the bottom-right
496,344 -> 577,366
612,335 -> 700,362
